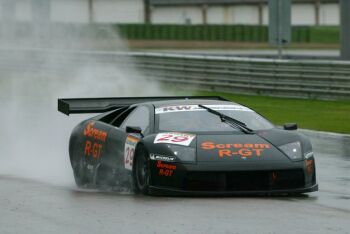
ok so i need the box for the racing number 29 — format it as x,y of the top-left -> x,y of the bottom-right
157,134 -> 189,143
125,147 -> 135,167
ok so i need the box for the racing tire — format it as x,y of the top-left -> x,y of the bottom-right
133,146 -> 150,195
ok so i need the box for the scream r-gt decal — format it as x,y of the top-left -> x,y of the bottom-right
156,160 -> 177,177
201,141 -> 270,159
83,121 -> 108,159
84,121 -> 107,141
154,132 -> 196,146
124,135 -> 140,170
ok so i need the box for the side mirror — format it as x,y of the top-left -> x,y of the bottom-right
283,123 -> 298,130
126,126 -> 142,134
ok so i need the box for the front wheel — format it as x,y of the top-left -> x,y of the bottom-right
133,146 -> 150,194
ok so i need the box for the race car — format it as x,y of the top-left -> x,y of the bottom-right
58,96 -> 318,195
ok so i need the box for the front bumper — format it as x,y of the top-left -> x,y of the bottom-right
149,158 -> 317,196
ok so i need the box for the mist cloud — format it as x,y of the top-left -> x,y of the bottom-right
0,14 -> 165,187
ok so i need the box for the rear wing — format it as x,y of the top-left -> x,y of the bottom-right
58,96 -> 228,116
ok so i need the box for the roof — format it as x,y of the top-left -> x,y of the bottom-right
58,96 -> 229,115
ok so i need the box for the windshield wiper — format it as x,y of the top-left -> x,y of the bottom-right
198,104 -> 253,134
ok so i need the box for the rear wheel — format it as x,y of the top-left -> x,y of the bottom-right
133,146 -> 150,194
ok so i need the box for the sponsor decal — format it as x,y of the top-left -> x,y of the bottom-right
83,121 -> 108,159
124,135 -> 140,170
150,154 -> 176,162
84,121 -> 107,142
154,132 -> 196,146
155,105 -> 252,114
201,141 -> 270,158
155,105 -> 194,114
156,160 -> 176,177
84,140 -> 103,159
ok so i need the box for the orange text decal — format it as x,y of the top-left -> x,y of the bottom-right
83,122 -> 108,159
84,122 -> 107,142
201,141 -> 270,158
84,140 -> 103,159
157,160 -> 176,177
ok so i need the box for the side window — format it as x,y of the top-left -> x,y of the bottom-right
111,107 -> 136,127
120,106 -> 150,134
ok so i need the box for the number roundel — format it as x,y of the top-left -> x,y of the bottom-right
124,135 -> 140,170
125,147 -> 135,166
154,133 -> 196,146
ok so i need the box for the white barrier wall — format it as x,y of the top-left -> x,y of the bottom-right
152,4 -> 339,26
15,0 -> 31,22
231,5 -> 259,25
152,6 -> 202,24
292,4 -> 315,25
93,0 -> 144,23
207,6 -> 225,24
0,0 -> 340,26
262,5 -> 268,25
207,6 -> 262,25
2,0 -> 144,23
51,0 -> 144,23
51,0 -> 89,23
320,4 -> 339,25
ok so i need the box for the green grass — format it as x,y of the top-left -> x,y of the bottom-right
189,91 -> 350,134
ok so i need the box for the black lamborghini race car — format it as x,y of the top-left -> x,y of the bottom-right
58,96 -> 318,195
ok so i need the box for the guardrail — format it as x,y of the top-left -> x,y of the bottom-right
0,48 -> 349,100
134,53 -> 350,100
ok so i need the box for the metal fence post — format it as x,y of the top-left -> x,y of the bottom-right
340,0 -> 350,60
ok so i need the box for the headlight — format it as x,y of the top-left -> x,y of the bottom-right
166,145 -> 196,163
279,141 -> 302,161
304,151 -> 314,159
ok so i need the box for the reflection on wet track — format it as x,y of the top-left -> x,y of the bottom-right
309,134 -> 350,212
1,133 -> 350,234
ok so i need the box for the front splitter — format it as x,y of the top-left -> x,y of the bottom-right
148,184 -> 318,196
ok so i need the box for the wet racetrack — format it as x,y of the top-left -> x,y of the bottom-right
1,132 -> 350,234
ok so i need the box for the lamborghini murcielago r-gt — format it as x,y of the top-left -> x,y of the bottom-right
58,96 -> 318,195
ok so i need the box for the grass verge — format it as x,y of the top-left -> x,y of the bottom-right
189,91 -> 350,134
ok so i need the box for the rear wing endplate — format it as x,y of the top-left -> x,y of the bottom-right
58,96 -> 228,116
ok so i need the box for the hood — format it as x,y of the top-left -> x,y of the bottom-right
196,134 -> 289,162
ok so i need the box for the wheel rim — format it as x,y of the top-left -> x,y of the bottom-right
136,152 -> 149,189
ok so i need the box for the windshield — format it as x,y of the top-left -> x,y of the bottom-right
156,104 -> 274,132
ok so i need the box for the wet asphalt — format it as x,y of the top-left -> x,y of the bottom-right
1,133 -> 350,234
